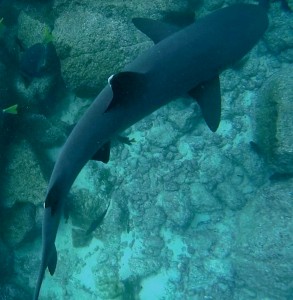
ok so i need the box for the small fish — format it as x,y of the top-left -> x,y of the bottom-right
2,104 -> 18,115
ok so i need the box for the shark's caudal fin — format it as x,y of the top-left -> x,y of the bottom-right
34,267 -> 45,300
34,244 -> 57,300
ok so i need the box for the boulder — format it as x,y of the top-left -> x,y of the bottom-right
1,139 -> 46,208
254,66 -> 293,173
232,179 -> 293,299
0,202 -> 36,248
52,0 -> 185,97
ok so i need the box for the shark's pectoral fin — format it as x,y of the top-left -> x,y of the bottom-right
189,76 -> 221,132
132,18 -> 180,43
48,244 -> 57,276
91,141 -> 111,163
105,72 -> 146,112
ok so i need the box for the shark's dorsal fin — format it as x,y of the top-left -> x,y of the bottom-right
91,141 -> 111,163
189,76 -> 221,132
105,71 -> 146,112
48,244 -> 57,276
161,10 -> 196,28
132,18 -> 180,44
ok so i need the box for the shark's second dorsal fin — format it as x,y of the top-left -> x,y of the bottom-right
132,18 -> 180,44
189,76 -> 222,132
105,71 -> 146,112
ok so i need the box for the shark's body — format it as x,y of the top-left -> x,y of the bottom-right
34,2 -> 268,299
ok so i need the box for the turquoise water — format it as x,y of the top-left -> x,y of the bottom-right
0,1 -> 292,299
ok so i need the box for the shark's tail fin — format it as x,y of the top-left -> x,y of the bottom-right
34,265 -> 45,300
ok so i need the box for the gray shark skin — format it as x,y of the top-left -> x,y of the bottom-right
34,2 -> 269,299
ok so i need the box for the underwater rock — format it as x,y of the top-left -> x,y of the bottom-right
15,73 -> 62,114
141,206 -> 166,232
0,62 -> 9,96
69,165 -> 115,230
167,100 -> 198,133
71,227 -> 92,248
190,182 -> 222,212
187,247 -> 234,299
254,65 -> 293,173
20,113 -> 67,148
0,283 -> 30,300
0,239 -> 14,282
160,190 -> 194,228
52,6 -> 148,97
52,0 -> 185,97
149,122 -> 180,148
95,269 -> 124,300
17,11 -> 48,48
264,4 -> 293,62
0,62 -> 8,132
205,0 -> 224,11
19,42 -> 60,79
129,256 -> 162,278
1,139 -> 47,208
142,235 -> 165,257
17,12 -> 63,112
1,202 -> 36,248
215,182 -> 247,210
232,179 -> 293,299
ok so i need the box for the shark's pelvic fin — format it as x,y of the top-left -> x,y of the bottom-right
132,18 -> 180,43
189,76 -> 221,132
45,184 -> 60,214
106,72 -> 146,112
48,244 -> 57,276
91,141 -> 111,163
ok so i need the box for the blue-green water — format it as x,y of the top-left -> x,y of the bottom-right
0,0 -> 292,299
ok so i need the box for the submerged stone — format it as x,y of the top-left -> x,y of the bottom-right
232,179 -> 293,299
20,42 -> 60,79
1,139 -> 46,208
1,202 -> 36,248
254,65 -> 293,173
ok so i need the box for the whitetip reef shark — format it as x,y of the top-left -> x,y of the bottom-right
34,1 -> 269,299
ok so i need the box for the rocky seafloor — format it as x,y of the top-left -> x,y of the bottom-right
0,0 -> 293,299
